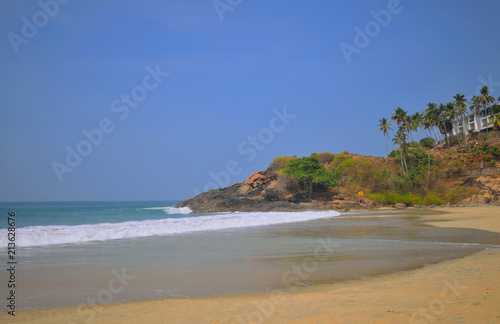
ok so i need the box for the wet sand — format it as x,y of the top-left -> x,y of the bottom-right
3,206 -> 500,323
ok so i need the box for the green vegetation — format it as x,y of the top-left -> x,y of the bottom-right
264,89 -> 499,207
445,186 -> 480,205
423,192 -> 444,206
366,192 -> 443,206
381,86 -> 499,156
367,85 -> 500,206
268,144 -> 485,205
420,137 -> 436,149
488,104 -> 500,131
377,117 -> 394,157
329,153 -> 351,169
281,153 -> 337,198
316,152 -> 335,165
268,155 -> 296,173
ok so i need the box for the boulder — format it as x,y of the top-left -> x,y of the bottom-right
264,188 -> 286,201
394,203 -> 407,209
243,171 -> 273,188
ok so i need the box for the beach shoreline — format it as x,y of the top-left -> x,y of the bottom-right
3,206 -> 500,323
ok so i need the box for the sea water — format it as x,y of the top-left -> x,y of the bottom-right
1,201 -> 499,311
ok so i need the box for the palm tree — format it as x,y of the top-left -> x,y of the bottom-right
438,103 -> 453,154
423,109 -> 435,140
377,117 -> 394,157
411,112 -> 424,147
391,107 -> 407,127
447,102 -> 458,132
393,126 -> 408,174
391,107 -> 410,174
469,95 -> 483,136
488,105 -> 500,131
479,86 -> 495,144
470,95 -> 482,115
479,85 -> 495,110
425,103 -> 440,142
405,114 -> 416,144
453,93 -> 469,151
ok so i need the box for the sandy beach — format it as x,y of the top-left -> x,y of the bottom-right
4,206 -> 500,323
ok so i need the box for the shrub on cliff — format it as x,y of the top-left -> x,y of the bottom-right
329,153 -> 351,169
422,192 -> 443,205
316,152 -> 336,165
281,153 -> 337,198
340,158 -> 378,188
335,158 -> 356,177
268,155 -> 296,173
420,137 -> 436,149
372,168 -> 395,192
387,147 -> 436,194
445,186 -> 480,204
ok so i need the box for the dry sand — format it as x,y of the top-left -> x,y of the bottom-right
4,206 -> 500,323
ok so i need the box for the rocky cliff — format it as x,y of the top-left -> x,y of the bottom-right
456,175 -> 500,206
175,170 -> 370,213
176,145 -> 500,213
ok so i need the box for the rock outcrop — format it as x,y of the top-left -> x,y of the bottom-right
175,171 -> 369,213
457,175 -> 500,206
175,146 -> 500,213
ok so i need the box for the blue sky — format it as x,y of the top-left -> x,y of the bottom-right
1,0 -> 499,202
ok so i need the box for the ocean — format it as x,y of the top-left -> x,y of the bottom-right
1,201 -> 500,311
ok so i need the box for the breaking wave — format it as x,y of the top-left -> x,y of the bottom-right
0,211 -> 341,247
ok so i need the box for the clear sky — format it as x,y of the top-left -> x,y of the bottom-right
1,0 -> 499,202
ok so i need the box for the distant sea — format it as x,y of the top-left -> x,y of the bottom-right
1,201 -> 499,311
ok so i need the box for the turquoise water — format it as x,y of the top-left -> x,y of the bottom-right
0,202 -> 340,246
0,202 -> 499,311
0,201 -> 184,228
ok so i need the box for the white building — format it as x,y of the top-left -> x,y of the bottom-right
450,106 -> 497,136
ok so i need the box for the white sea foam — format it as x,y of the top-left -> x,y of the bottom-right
143,206 -> 192,214
0,211 -> 340,247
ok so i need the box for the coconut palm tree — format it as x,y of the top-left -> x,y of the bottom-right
377,117 -> 394,157
423,109 -> 435,140
453,93 -> 469,151
405,114 -> 416,144
425,103 -> 440,142
418,106 -> 433,140
488,105 -> 500,131
411,112 -> 424,147
422,118 -> 434,140
479,85 -> 495,110
391,107 -> 407,127
469,95 -> 483,135
446,102 -> 458,130
479,86 -> 495,144
438,103 -> 453,154
470,95 -> 482,115
393,126 -> 408,174
391,107 -> 412,173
